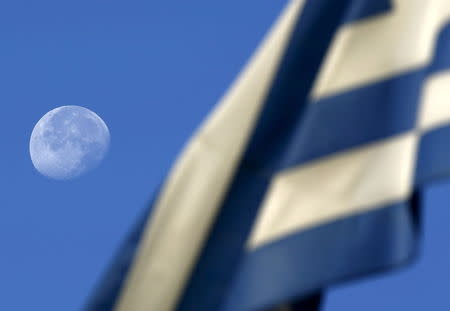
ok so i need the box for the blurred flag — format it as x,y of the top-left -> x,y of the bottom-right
86,0 -> 450,310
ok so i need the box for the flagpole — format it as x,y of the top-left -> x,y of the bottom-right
272,292 -> 322,311
291,292 -> 322,311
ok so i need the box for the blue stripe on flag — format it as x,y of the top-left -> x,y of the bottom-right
342,0 -> 391,24
176,169 -> 270,310
416,124 -> 450,186
429,22 -> 450,72
221,202 -> 419,311
280,72 -> 423,167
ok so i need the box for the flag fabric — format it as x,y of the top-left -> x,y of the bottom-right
86,0 -> 450,310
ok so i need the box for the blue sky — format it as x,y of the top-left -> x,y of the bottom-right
0,1 -> 449,310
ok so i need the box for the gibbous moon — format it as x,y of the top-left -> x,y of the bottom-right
30,106 -> 110,180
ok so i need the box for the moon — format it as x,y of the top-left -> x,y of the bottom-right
29,106 -> 110,180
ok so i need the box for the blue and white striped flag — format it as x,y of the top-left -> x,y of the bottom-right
86,0 -> 450,310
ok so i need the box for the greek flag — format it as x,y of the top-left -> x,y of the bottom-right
86,0 -> 450,310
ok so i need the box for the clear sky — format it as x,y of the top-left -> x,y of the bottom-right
0,1 -> 449,310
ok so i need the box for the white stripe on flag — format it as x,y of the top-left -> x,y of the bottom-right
418,71 -> 450,132
312,0 -> 450,99
248,132 -> 417,249
114,1 -> 306,310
